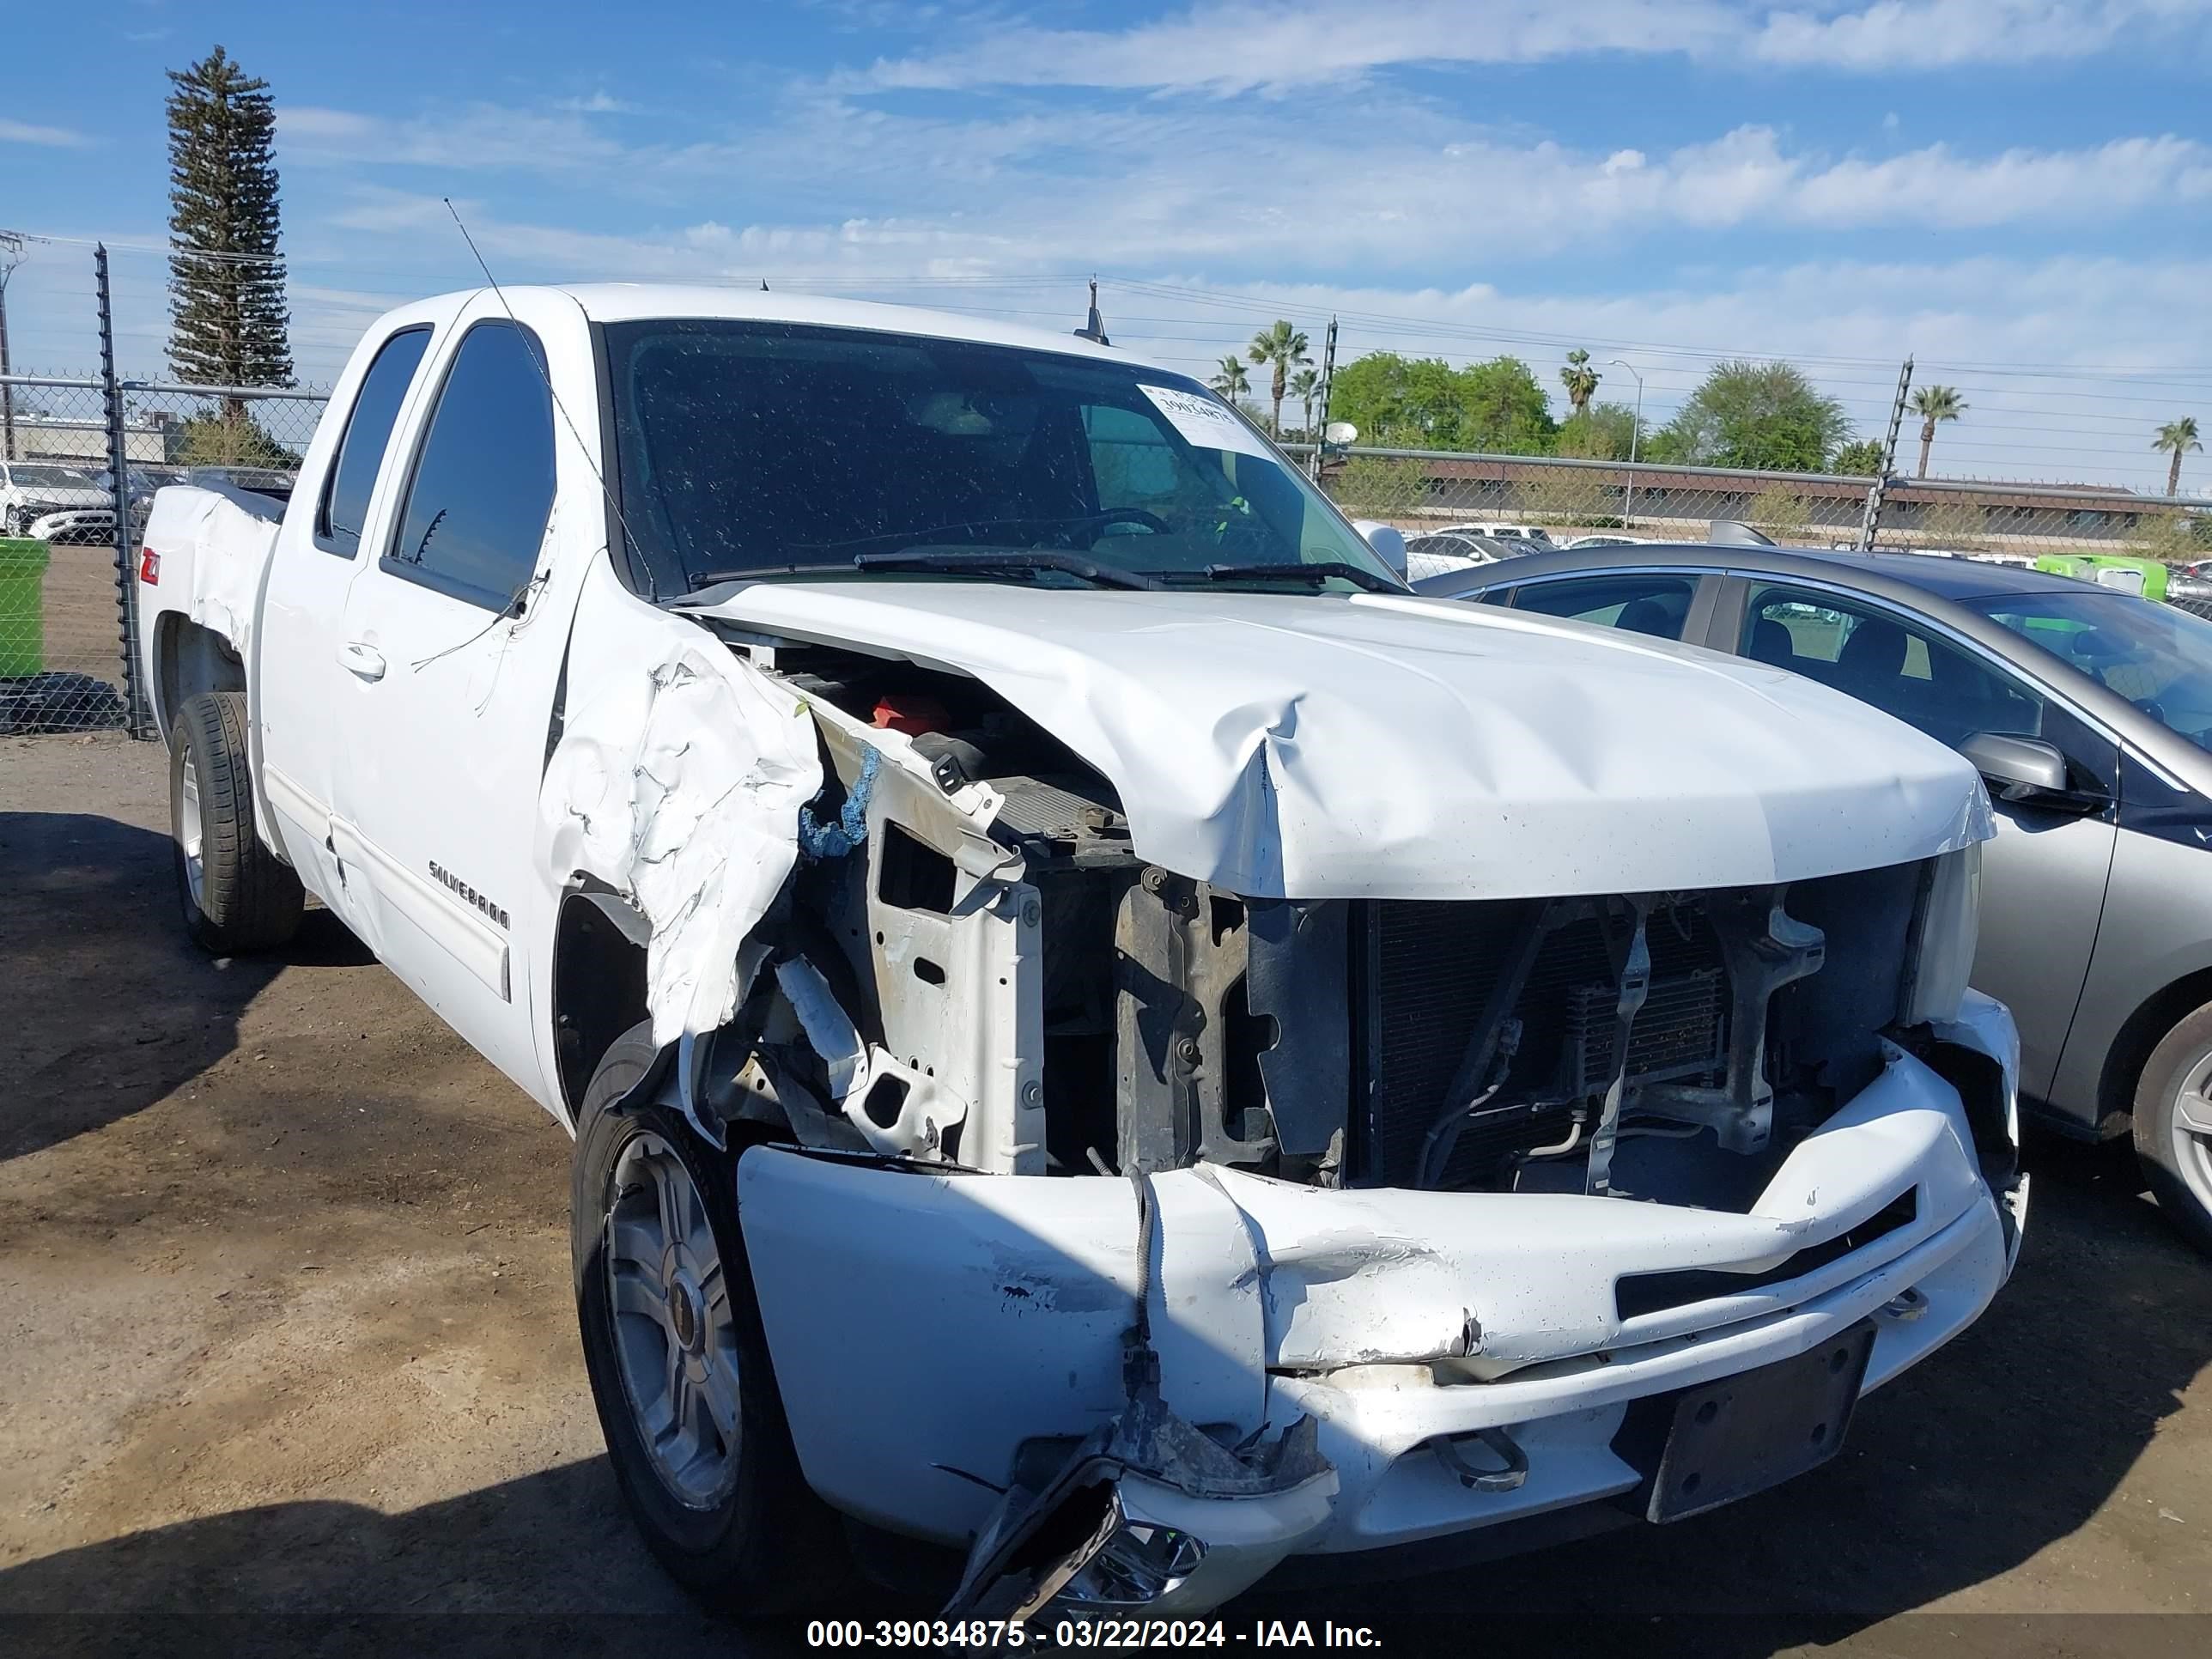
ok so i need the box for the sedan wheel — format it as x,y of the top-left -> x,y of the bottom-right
2160,1056 -> 2212,1229
2134,1004 -> 2212,1257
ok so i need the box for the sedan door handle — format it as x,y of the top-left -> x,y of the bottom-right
338,641 -> 387,682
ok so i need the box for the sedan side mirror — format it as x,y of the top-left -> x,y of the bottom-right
1352,520 -> 1407,575
1959,732 -> 2081,805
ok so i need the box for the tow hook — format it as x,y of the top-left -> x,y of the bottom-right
1433,1425 -> 1529,1492
1880,1286 -> 1929,1323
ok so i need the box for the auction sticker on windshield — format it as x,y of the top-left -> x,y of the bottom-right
1140,384 -> 1273,460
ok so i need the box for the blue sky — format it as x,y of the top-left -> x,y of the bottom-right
3,0 -> 2209,488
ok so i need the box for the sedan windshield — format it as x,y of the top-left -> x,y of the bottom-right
7,465 -> 100,489
599,319 -> 1401,598
1968,589 -> 2212,751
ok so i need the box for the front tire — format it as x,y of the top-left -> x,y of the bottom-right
169,690 -> 303,954
571,1024 -> 837,1608
2132,1004 -> 2212,1257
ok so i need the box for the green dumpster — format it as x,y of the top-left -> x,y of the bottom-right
2034,552 -> 2169,600
0,538 -> 51,678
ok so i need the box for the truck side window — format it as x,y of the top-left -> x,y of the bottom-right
314,326 -> 432,557
386,321 -> 556,610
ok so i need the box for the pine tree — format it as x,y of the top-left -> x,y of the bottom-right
166,46 -> 293,392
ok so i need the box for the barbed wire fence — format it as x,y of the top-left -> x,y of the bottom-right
1,243 -> 325,737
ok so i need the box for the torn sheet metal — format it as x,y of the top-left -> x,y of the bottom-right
737,1018 -> 2014,1548
538,602 -> 822,1051
775,956 -> 969,1158
945,1401 -> 1335,1619
736,1154 -> 1270,1541
139,483 -> 281,664
684,581 -> 1992,901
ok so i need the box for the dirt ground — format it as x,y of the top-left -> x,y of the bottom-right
2,733 -> 2209,1657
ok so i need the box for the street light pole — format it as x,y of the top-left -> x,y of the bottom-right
1609,358 -> 1644,530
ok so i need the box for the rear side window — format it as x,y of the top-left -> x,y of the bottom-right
314,327 -> 431,556
386,321 -> 556,609
1508,573 -> 1697,640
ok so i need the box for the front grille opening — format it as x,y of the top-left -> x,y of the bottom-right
1613,1188 -> 1920,1322
1363,896 -> 1731,1191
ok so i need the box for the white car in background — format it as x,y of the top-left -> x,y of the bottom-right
1403,531 -> 1541,580
1435,520 -> 1556,544
1,461 -> 110,538
1563,533 -> 1664,551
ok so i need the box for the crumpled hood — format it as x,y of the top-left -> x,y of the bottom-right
686,581 -> 1991,900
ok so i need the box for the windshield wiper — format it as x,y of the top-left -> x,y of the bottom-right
1157,561 -> 1407,595
687,559 -> 873,588
853,548 -> 1165,591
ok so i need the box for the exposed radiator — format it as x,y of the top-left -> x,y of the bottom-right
1362,898 -> 1729,1189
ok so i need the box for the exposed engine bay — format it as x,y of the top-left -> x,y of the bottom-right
694,627 -> 1976,1212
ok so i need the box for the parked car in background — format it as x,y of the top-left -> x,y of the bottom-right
1418,541 -> 2212,1254
21,465 -> 191,546
1401,530 -> 1535,579
183,464 -> 295,502
1,460 -> 109,537
1433,520 -> 1556,545
27,505 -> 128,546
135,283 -> 2025,1615
1562,533 -> 1662,551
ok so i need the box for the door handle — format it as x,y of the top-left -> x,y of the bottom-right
338,641 -> 387,682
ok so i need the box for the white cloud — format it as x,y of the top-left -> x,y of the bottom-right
555,91 -> 635,113
281,88 -> 2212,255
278,104 -> 642,175
840,2 -> 1733,94
0,118 -> 88,148
837,0 -> 2209,94
1751,0 -> 2206,69
256,194 -> 2211,488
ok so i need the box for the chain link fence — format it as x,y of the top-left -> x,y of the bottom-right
1305,447 -> 2212,574
1,370 -> 323,737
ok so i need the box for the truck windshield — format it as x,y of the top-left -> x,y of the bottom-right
1968,588 -> 2212,751
599,319 -> 1401,598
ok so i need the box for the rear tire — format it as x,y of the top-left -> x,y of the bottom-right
2132,1003 -> 2212,1257
169,690 -> 303,954
571,1023 -> 840,1609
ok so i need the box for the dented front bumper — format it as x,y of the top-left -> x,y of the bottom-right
736,1002 -> 2024,1603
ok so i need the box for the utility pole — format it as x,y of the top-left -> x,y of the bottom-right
1307,314 -> 1338,482
0,229 -> 26,462
1858,356 -> 1913,552
1609,358 -> 1644,529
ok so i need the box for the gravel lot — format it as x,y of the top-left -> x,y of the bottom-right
2,732 -> 2209,1656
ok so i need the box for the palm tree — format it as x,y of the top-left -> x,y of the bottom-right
1246,319 -> 1310,436
1288,367 -> 1320,438
2154,416 -> 2203,497
1559,349 -> 1600,419
1211,356 -> 1250,400
1911,385 -> 1966,477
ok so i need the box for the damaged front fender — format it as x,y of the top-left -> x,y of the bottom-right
536,599 -> 822,1114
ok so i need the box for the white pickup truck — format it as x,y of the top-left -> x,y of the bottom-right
137,284 -> 2026,1620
